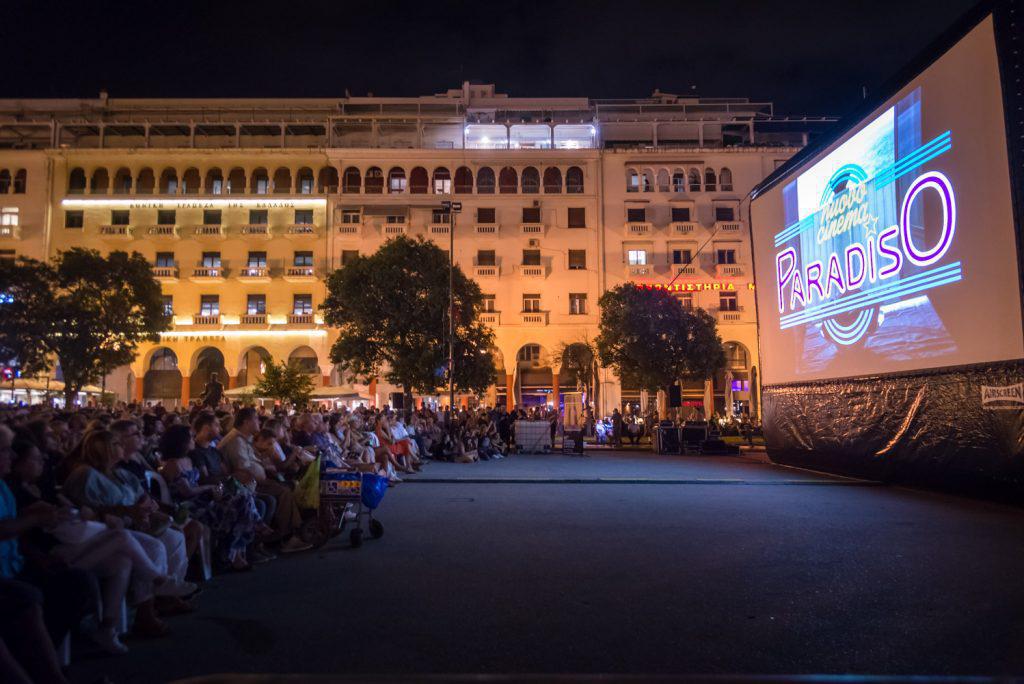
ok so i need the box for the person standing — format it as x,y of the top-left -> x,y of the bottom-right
201,373 -> 224,410
611,408 -> 623,448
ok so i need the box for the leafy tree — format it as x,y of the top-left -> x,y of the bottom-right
595,283 -> 725,392
555,340 -> 599,397
0,249 -> 169,405
322,235 -> 496,404
255,360 -> 315,408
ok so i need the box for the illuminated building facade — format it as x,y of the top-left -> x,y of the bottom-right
0,84 -> 832,415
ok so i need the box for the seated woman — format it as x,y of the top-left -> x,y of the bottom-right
159,425 -> 263,572
372,415 -> 414,477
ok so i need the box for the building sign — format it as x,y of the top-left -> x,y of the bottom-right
638,282 -> 755,292
981,383 -> 1024,410
61,198 -> 326,209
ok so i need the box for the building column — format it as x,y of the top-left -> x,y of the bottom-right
506,374 -> 515,412
322,374 -> 330,387
228,375 -> 238,390
551,372 -> 560,411
180,375 -> 190,407
134,377 -> 144,403
368,378 -> 377,406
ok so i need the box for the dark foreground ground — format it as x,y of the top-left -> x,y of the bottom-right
69,451 -> 1024,682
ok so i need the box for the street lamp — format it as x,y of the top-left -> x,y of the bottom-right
441,200 -> 462,412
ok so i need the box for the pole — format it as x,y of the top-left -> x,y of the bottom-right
448,205 -> 455,411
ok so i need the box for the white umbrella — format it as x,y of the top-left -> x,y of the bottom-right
723,371 -> 734,417
702,378 -> 714,421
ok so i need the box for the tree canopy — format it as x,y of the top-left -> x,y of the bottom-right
0,249 -> 168,403
321,235 -> 496,399
595,284 -> 725,392
255,360 -> 316,408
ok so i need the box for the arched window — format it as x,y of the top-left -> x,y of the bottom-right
342,167 -> 361,194
250,168 -> 270,194
159,168 -> 178,194
656,169 -> 670,192
113,167 -> 132,194
0,170 -> 11,194
688,168 -> 701,192
12,170 -> 25,194
272,167 -> 292,194
476,167 -> 495,194
149,348 -> 179,371
317,166 -> 338,193
672,170 -> 686,193
719,167 -> 733,191
409,167 -> 429,194
387,167 -> 406,193
90,168 -> 109,194
566,166 -> 584,193
204,168 -> 223,195
288,346 -> 320,375
642,170 -> 654,192
724,342 -> 749,369
498,166 -> 517,194
626,169 -> 640,193
364,167 -> 384,194
542,167 -> 562,194
67,168 -> 86,194
521,166 -> 540,194
432,167 -> 451,194
296,167 -> 314,194
227,167 -> 246,194
454,166 -> 473,194
705,168 -> 717,192
136,168 -> 155,194
182,168 -> 201,194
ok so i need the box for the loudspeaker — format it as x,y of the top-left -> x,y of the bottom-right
389,392 -> 405,409
668,384 -> 682,408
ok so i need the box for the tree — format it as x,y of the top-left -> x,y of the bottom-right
555,340 -> 599,398
322,235 -> 496,404
255,360 -> 315,408
0,249 -> 169,405
595,284 -> 725,392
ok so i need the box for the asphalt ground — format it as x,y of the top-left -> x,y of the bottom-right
67,452 -> 1024,682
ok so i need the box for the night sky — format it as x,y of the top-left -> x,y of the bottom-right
1,0 -> 978,118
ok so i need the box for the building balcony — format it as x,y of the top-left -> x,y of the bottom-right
427,222 -> 450,236
192,314 -> 222,326
473,265 -> 500,278
237,267 -> 271,283
194,224 -> 226,239
0,225 -> 21,240
240,224 -> 272,238
520,311 -> 549,326
626,222 -> 653,236
715,263 -> 745,278
190,266 -> 225,283
146,224 -> 180,239
670,221 -> 699,235
673,265 -> 698,277
715,307 -> 744,323
626,263 -> 654,277
474,223 -> 499,236
286,223 -> 317,236
99,225 -> 133,240
517,264 -> 547,278
714,221 -> 744,234
239,314 -> 268,326
152,266 -> 179,282
479,311 -> 500,325
283,266 -> 316,282
288,313 -> 315,325
382,222 -> 408,236
519,223 -> 545,236
337,223 -> 361,236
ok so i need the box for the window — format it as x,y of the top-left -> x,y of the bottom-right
433,169 -> 451,194
299,177 -> 314,194
566,166 -> 584,193
209,178 -> 223,195
203,209 -> 221,225
705,168 -> 717,192
200,295 -> 219,316
157,210 -> 175,225
626,207 -> 646,222
522,206 -> 541,223
519,344 -> 542,362
201,252 -> 221,268
294,251 -> 313,267
12,170 -> 25,194
725,342 -> 748,368
719,168 -> 734,192
480,295 -> 496,312
247,294 -> 267,315
715,206 -> 735,221
0,208 -> 18,227
567,207 -> 586,228
522,293 -> 541,312
248,209 -> 268,225
671,248 -> 692,265
477,207 -> 495,223
569,293 -> 587,315
341,250 -> 359,266
677,293 -> 694,310
432,210 -> 450,224
255,177 -> 269,194
161,295 -> 173,317
385,214 -> 406,224
388,169 -> 407,193
341,210 -> 361,224
672,172 -> 686,193
627,249 -> 647,265
522,249 -> 541,266
293,209 -> 313,225
293,294 -> 313,315
247,251 -> 267,268
627,170 -> 640,193
568,250 -> 586,270
155,252 -> 175,268
671,207 -> 691,222
716,248 -> 737,264
720,292 -> 738,311
64,210 -> 84,229
111,210 -> 130,226
477,250 -> 496,266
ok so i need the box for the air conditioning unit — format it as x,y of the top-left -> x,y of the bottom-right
528,239 -> 540,247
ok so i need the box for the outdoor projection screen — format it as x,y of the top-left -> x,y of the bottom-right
751,16 -> 1022,387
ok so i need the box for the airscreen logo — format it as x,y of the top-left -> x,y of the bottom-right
980,383 -> 1024,409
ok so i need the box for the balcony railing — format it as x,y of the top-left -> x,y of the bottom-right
288,313 -> 315,325
519,223 -> 545,235
286,223 -> 317,235
626,222 -> 652,235
382,223 -> 408,236
670,221 -> 699,235
714,221 -> 744,233
284,266 -> 316,281
479,311 -> 500,325
673,265 -> 697,277
240,314 -> 268,325
0,225 -> 21,239
474,223 -> 499,235
715,264 -> 745,278
191,266 -> 225,281
715,307 -> 744,323
152,266 -> 179,280
192,314 -> 221,326
517,264 -> 546,278
428,223 -> 450,235
194,224 -> 226,238
337,224 -> 361,235
147,224 -> 179,238
237,267 -> 270,281
520,311 -> 549,325
99,225 -> 133,239
473,265 -> 499,278
240,224 -> 271,237
627,263 -> 653,277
